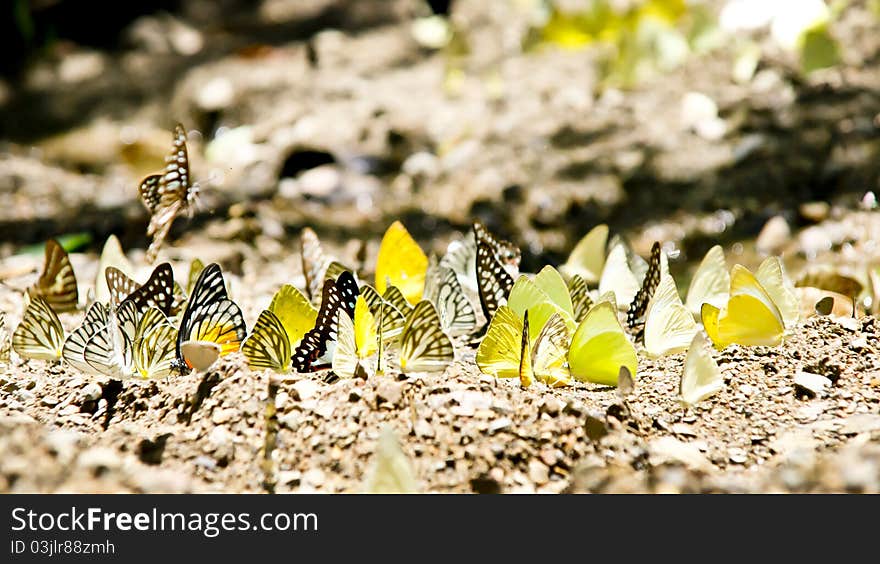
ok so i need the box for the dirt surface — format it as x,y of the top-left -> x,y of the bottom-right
2,1 -> 880,493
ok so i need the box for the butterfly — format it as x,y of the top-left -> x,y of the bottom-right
108,262 -> 175,315
567,300 -> 637,387
701,264 -> 785,350
132,315 -> 177,379
27,238 -> 78,313
398,300 -> 454,373
643,272 -> 697,358
300,227 -> 354,305
360,284 -> 406,342
291,270 -> 358,373
363,426 -> 419,493
13,295 -> 65,361
473,222 -> 522,267
626,241 -> 662,329
186,258 -> 205,295
567,274 -> 593,322
375,221 -> 428,305
139,123 -> 199,263
0,313 -> 10,363
560,224 -> 608,284
332,296 -> 379,379
268,284 -> 319,348
476,307 -> 570,388
82,312 -> 134,379
422,266 -> 477,337
755,256 -> 799,332
684,245 -> 730,319
95,235 -> 134,306
242,310 -> 291,373
679,332 -> 724,408
175,263 -> 246,372
62,302 -> 110,374
439,231 -> 480,295
506,268 -> 575,344
475,240 -> 514,323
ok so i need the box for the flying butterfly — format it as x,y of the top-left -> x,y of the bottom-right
331,296 -> 379,379
27,238 -> 78,313
241,309 -> 291,374
476,307 -> 571,388
13,295 -> 65,361
397,300 -> 454,373
62,302 -> 110,374
139,123 -> 199,263
291,270 -> 358,373
175,263 -> 246,372
626,241 -> 662,330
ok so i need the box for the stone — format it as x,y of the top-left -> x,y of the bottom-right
794,371 -> 832,399
756,215 -> 791,254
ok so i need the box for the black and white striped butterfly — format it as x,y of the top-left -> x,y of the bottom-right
423,265 -> 476,336
291,270 -> 358,373
473,222 -> 522,269
62,302 -> 110,374
241,309 -> 291,373
626,241 -> 662,330
476,240 -> 514,324
175,263 -> 246,372
139,123 -> 199,263
28,239 -> 78,313
13,295 -> 65,361
567,274 -> 593,323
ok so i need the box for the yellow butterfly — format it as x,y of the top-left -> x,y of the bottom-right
567,301 -> 637,386
363,426 -> 419,493
13,295 -> 65,361
560,224 -> 608,284
476,306 -> 571,388
332,296 -> 378,379
375,221 -> 428,305
755,256 -> 799,331
679,332 -> 724,408
701,264 -> 784,350
132,307 -> 177,379
506,269 -> 575,343
95,235 -> 134,306
398,300 -> 453,373
241,309 -> 291,373
643,272 -> 697,358
28,239 -> 79,313
360,284 -> 405,342
269,284 -> 318,348
684,245 -> 729,318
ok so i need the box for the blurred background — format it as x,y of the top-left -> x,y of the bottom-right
1,0 -> 878,277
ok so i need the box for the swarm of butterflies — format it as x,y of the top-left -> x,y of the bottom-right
0,124 -> 848,409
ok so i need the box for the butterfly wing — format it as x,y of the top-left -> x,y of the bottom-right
300,227 -> 332,304
95,235 -> 134,305
133,323 -> 177,379
13,296 -> 65,361
186,258 -> 205,295
568,274 -> 593,323
363,427 -> 419,493
475,305 -> 523,379
532,312 -> 572,387
598,242 -> 640,309
398,300 -> 454,373
291,271 -> 358,372
84,317 -> 133,378
431,267 -> 476,336
568,301 -> 637,386
361,284 -> 406,342
643,273 -> 697,358
561,224 -> 608,283
116,263 -> 175,316
375,221 -> 428,304
331,310 -> 359,379
533,266 -> 575,319
680,332 -> 724,407
626,241 -> 662,329
105,266 -> 142,308
28,239 -> 78,313
241,310 -> 291,373
702,265 -> 785,349
756,256 -> 799,331
268,284 -> 318,348
382,285 -> 413,316
476,241 -> 514,322
684,245 -> 729,318
62,302 -> 110,373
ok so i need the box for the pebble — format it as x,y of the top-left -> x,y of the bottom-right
211,407 -> 236,424
487,417 -> 512,434
528,459 -> 550,485
80,383 -> 103,403
303,468 -> 326,488
728,448 -> 749,464
41,395 -> 59,407
539,397 -> 563,417
756,215 -> 791,254
375,381 -> 405,408
77,447 -> 122,471
291,380 -> 320,401
794,371 -> 832,399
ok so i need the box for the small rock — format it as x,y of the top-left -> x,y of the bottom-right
211,407 -> 236,424
277,470 -> 301,486
794,371 -> 832,399
539,448 -> 559,467
45,430 -> 80,464
799,201 -> 830,223
839,414 -> 880,435
193,456 -> 217,470
648,437 -> 713,472
728,448 -> 748,464
205,426 -> 234,464
291,380 -> 320,401
77,447 -> 122,472
413,419 -> 434,438
671,423 -> 697,437
41,395 -> 59,407
835,316 -> 860,332
375,381 -> 405,408
528,459 -> 550,485
80,383 -> 102,403
487,417 -> 511,434
303,468 -> 326,488
196,77 -> 235,111
756,215 -> 790,255
539,397 -> 563,417
850,337 -> 869,352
